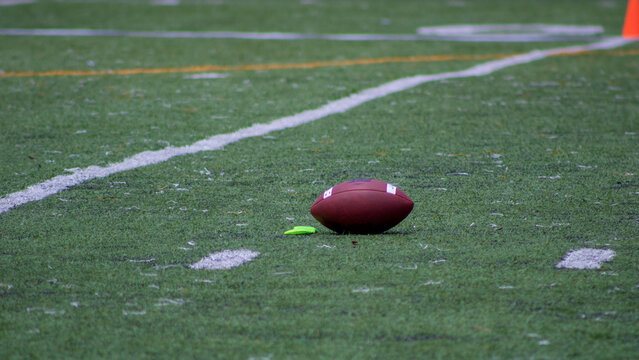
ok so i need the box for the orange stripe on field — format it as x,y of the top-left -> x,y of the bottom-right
0,49 -> 637,79
0,53 -> 512,78
553,48 -> 639,57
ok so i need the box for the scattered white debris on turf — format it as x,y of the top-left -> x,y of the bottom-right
600,271 -> 618,276
352,287 -> 384,293
398,264 -> 418,270
0,37 -> 631,215
535,222 -> 570,228
155,298 -> 185,307
419,243 -> 445,251
555,248 -> 616,269
190,249 -> 259,270
429,259 -> 447,264
154,264 -> 181,270
194,279 -> 214,284
123,309 -> 147,316
423,280 -> 443,286
27,307 -> 65,315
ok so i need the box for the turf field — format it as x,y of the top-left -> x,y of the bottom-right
1,0 -> 638,359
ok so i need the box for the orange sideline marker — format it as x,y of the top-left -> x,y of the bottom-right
623,0 -> 639,38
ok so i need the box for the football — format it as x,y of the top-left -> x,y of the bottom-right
310,179 -> 414,234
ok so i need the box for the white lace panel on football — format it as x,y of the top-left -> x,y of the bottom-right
323,187 -> 333,199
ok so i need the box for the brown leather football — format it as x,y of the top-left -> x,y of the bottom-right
310,179 -> 413,234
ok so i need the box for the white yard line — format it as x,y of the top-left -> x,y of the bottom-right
151,0 -> 180,5
183,73 -> 229,79
0,28 -> 606,42
0,0 -> 36,5
0,37 -> 632,215
417,24 -> 603,36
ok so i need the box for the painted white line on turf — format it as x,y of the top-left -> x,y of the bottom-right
183,73 -> 229,79
190,249 -> 260,270
556,248 -> 616,269
0,0 -> 36,5
417,24 -> 603,36
0,28 -> 605,42
152,0 -> 179,5
0,37 -> 633,215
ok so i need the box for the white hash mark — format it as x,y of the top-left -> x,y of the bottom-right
555,248 -> 616,269
190,249 -> 260,270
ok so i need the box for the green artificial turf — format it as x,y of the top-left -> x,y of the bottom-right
1,1 -> 638,359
